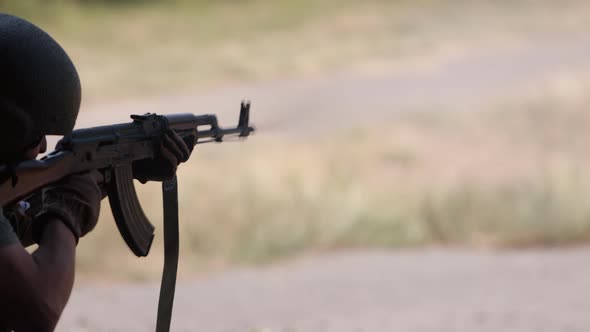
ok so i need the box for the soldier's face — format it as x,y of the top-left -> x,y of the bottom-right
22,136 -> 47,160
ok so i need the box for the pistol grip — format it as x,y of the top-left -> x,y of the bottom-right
108,164 -> 155,257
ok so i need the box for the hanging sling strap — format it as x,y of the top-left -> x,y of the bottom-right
156,176 -> 180,332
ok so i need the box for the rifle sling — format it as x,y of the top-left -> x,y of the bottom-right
156,176 -> 180,332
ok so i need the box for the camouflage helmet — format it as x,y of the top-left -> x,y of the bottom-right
0,14 -> 81,154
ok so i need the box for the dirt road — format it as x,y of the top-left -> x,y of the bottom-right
59,248 -> 590,332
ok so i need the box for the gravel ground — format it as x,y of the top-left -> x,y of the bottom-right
59,248 -> 590,332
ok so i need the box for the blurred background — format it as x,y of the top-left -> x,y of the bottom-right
4,0 -> 590,331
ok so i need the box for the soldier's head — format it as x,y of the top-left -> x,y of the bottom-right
0,14 -> 81,163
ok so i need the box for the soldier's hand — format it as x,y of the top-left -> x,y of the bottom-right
132,130 -> 193,183
32,171 -> 103,243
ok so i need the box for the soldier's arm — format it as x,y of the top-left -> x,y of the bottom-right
0,218 -> 76,331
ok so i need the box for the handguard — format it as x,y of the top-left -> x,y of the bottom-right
108,164 -> 155,257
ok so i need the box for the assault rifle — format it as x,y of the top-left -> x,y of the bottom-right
0,101 -> 255,332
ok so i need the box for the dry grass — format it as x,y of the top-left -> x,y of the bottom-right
76,70 -> 590,280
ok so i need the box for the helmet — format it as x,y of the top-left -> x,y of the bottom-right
0,14 -> 81,154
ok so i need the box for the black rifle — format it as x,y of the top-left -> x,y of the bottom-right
0,101 -> 253,255
0,101 -> 254,331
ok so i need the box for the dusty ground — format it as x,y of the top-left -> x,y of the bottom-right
59,247 -> 590,332
54,36 -> 590,331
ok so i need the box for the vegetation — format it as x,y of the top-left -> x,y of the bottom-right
2,1 -> 589,279
75,71 -> 590,280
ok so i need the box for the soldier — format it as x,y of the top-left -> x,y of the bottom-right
0,14 -> 190,331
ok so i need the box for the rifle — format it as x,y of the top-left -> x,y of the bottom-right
0,101 -> 255,331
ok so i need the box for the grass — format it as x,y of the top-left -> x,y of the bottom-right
75,70 -> 590,280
